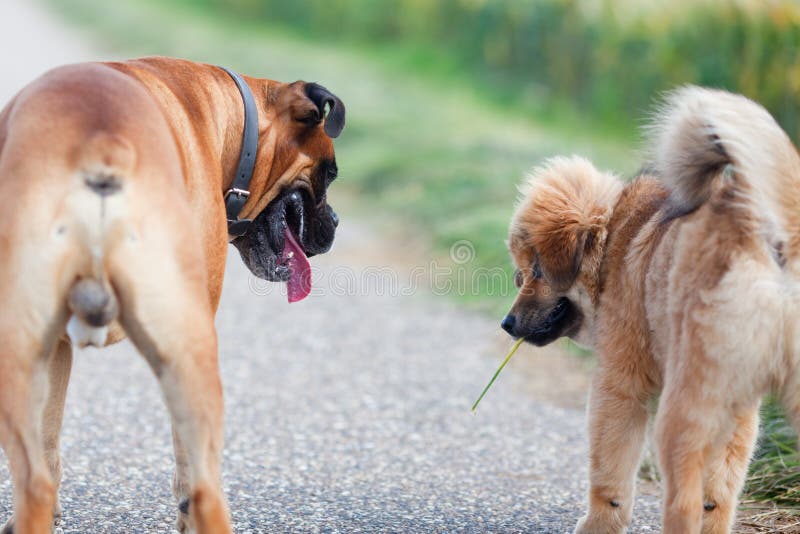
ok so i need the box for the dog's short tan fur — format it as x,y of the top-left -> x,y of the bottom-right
505,87 -> 800,533
0,57 -> 341,534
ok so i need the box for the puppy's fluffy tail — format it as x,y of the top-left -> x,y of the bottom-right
648,86 -> 800,245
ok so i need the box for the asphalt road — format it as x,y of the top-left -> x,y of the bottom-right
0,1 -> 661,532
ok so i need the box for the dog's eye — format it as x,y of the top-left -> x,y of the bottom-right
532,260 -> 543,280
513,269 -> 523,289
324,163 -> 338,187
326,169 -> 337,186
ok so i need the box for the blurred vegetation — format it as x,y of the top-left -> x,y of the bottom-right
47,0 -> 635,317
170,0 -> 800,140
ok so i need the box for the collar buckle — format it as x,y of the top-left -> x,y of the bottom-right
224,187 -> 251,200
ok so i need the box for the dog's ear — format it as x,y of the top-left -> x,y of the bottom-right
535,227 -> 590,291
304,83 -> 345,138
281,82 -> 345,138
513,156 -> 620,292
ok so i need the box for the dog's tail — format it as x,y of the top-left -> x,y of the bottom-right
648,86 -> 800,248
64,131 -> 133,347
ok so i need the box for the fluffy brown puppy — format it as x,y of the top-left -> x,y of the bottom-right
0,57 -> 344,534
503,87 -> 800,534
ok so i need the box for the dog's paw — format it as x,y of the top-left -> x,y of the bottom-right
175,498 -> 192,533
574,514 -> 627,534
1,504 -> 62,534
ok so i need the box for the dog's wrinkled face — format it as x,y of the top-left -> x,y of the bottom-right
502,157 -> 621,346
231,81 -> 345,301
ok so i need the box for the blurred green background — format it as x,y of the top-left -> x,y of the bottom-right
46,0 -> 800,311
47,0 -> 800,515
45,0 -> 800,314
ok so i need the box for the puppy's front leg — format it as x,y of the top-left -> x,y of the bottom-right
575,365 -> 650,534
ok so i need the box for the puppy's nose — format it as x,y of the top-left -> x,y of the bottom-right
331,209 -> 339,228
501,314 -> 516,335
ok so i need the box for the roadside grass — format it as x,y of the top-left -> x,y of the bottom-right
739,399 -> 800,531
45,0 -> 799,522
746,400 -> 800,506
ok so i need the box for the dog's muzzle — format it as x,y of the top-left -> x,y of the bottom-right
230,188 -> 338,282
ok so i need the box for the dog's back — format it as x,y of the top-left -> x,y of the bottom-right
649,87 -> 800,270
0,63 -> 196,347
644,88 -> 799,369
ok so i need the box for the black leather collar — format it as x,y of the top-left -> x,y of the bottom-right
219,66 -> 259,237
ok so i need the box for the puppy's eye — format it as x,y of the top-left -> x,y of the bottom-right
513,269 -> 523,289
532,260 -> 543,280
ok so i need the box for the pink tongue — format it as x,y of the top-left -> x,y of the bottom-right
282,228 -> 312,303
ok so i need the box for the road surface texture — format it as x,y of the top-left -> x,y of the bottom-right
0,1 -> 662,532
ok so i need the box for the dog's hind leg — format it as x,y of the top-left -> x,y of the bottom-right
700,406 -> 759,534
655,371 -> 723,534
171,427 -> 193,532
575,364 -> 651,534
108,227 -> 231,534
0,331 -> 60,534
40,340 -> 72,523
2,340 -> 73,533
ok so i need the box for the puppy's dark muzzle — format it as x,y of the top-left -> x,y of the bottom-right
501,314 -> 516,335
502,297 -> 575,346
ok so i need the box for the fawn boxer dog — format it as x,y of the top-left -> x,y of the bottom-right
0,56 -> 344,533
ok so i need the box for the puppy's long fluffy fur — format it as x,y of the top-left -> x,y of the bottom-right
649,86 -> 800,244
505,87 -> 800,534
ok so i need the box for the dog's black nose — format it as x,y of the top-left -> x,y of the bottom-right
501,314 -> 516,335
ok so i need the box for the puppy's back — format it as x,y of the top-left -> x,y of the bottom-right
647,86 -> 800,268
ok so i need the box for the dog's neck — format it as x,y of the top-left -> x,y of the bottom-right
107,58 -> 280,206
217,74 -> 277,198
218,75 -> 297,224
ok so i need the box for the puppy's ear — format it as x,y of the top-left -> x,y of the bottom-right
536,227 -> 590,291
513,156 -> 620,292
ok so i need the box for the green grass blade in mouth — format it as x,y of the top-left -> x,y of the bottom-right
471,337 -> 525,412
